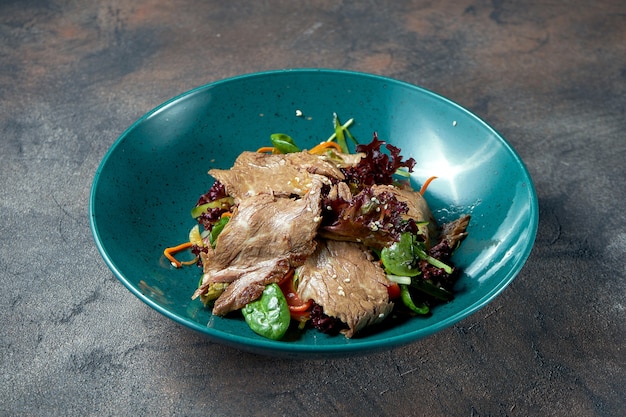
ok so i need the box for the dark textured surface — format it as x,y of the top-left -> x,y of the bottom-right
1,1 -> 624,416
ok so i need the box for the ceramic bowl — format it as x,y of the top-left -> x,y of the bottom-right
90,69 -> 538,358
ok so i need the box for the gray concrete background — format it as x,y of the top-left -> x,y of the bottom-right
1,1 -> 624,416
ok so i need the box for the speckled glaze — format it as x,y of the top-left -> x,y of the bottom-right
89,69 -> 538,358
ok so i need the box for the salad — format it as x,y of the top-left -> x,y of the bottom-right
164,115 -> 470,340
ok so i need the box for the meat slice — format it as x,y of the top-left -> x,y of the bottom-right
295,240 -> 394,338
370,184 -> 438,247
440,214 -> 471,249
326,181 -> 352,201
205,258 -> 291,316
209,151 -> 344,203
318,150 -> 364,168
193,180 -> 324,315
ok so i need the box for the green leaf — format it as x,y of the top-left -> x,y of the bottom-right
380,233 -> 421,277
241,283 -> 291,340
413,240 -> 453,274
270,133 -> 300,153
209,216 -> 230,247
400,284 -> 430,315
324,114 -> 357,153
409,279 -> 454,301
190,197 -> 234,218
333,113 -> 349,153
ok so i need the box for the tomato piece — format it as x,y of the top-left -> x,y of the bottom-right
278,270 -> 313,320
386,282 -> 401,300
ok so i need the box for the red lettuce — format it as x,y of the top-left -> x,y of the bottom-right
320,186 -> 418,250
342,133 -> 416,192
195,180 -> 230,230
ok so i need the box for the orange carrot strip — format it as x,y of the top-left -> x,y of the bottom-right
220,211 -> 232,218
257,146 -> 276,153
308,141 -> 343,154
164,242 -> 193,268
419,176 -> 438,195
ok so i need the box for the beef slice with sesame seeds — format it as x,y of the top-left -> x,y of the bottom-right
295,239 -> 394,338
439,214 -> 471,249
371,184 -> 438,248
208,151 -> 345,203
193,179 -> 324,315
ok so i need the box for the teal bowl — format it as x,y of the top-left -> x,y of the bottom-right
89,69 -> 538,358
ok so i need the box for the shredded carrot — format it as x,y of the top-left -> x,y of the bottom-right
164,242 -> 193,268
220,211 -> 232,218
257,146 -> 276,153
419,176 -> 438,195
308,141 -> 343,155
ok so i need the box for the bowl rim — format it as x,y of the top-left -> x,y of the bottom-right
89,68 -> 539,356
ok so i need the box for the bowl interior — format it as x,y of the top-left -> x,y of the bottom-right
90,69 -> 538,358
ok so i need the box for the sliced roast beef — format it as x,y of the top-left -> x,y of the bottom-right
295,239 -> 394,338
326,181 -> 352,201
193,179 -> 324,315
440,214 -> 471,249
370,184 -> 438,247
318,150 -> 364,168
207,259 -> 291,315
209,151 -> 344,203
